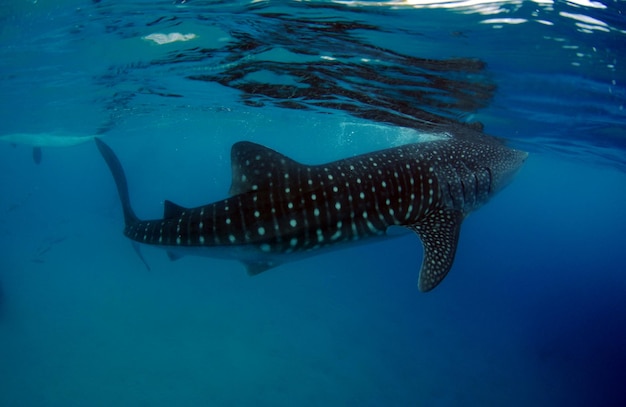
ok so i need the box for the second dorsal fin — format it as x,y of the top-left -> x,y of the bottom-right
163,199 -> 188,220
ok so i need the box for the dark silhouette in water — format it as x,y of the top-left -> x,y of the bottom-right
0,133 -> 96,164
32,147 -> 42,165
96,132 -> 527,291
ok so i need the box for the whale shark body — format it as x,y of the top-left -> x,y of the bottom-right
96,134 -> 526,291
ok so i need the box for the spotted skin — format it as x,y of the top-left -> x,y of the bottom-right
96,135 -> 527,291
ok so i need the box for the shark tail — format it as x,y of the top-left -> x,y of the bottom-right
95,138 -> 139,226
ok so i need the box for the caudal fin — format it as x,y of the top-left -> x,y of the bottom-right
95,138 -> 139,225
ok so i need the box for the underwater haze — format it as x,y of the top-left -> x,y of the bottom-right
1,1 -> 625,406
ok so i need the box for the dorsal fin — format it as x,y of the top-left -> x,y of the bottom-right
163,199 -> 188,220
409,208 -> 463,292
229,141 -> 303,196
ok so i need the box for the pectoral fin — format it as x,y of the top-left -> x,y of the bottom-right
409,209 -> 463,292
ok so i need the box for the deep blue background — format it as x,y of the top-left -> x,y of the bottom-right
1,1 -> 625,406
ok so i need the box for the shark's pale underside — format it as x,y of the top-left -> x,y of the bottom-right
96,133 -> 527,291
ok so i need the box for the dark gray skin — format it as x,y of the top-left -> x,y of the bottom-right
96,134 -> 527,292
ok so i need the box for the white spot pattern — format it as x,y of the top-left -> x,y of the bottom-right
118,137 -> 524,295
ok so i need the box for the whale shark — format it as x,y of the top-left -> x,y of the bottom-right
0,132 -> 98,164
96,133 -> 527,291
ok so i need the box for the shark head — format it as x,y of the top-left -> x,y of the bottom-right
487,143 -> 528,195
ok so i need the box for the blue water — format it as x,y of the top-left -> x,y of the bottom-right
1,1 -> 625,406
